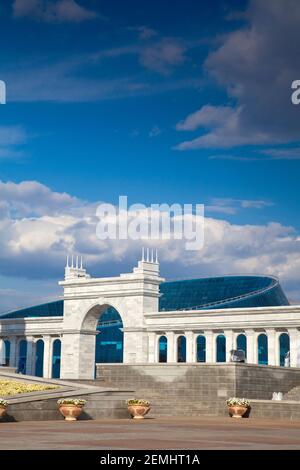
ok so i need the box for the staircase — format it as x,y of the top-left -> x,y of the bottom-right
284,386 -> 300,401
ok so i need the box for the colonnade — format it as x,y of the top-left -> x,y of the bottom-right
0,335 -> 61,378
148,328 -> 299,367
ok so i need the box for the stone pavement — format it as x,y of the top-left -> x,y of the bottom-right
1,416 -> 300,449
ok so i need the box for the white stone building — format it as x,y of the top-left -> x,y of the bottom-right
0,252 -> 299,380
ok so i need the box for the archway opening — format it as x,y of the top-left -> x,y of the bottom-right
236,334 -> 247,359
216,334 -> 226,362
95,307 -> 123,363
4,340 -> 10,366
158,336 -> 167,363
18,340 -> 27,374
196,335 -> 206,362
52,339 -> 61,378
177,335 -> 186,362
35,340 -> 44,377
258,333 -> 268,365
279,333 -> 290,367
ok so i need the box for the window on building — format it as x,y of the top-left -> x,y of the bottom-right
177,335 -> 186,362
216,334 -> 226,362
158,336 -> 167,363
196,335 -> 206,362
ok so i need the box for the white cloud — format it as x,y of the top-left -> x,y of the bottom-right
175,105 -> 281,150
206,198 -> 273,215
0,180 -> 299,305
0,126 -> 28,160
139,39 -> 187,74
13,0 -> 99,23
176,0 -> 300,150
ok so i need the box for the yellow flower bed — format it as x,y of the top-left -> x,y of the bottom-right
0,380 -> 58,396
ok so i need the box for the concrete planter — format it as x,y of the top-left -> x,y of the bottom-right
228,405 -> 248,418
0,404 -> 7,420
127,404 -> 150,419
58,404 -> 84,421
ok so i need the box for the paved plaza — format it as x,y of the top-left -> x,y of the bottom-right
1,416 -> 300,450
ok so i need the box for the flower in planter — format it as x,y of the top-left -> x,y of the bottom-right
226,397 -> 250,407
0,399 -> 8,407
57,398 -> 86,421
126,399 -> 150,406
57,398 -> 86,406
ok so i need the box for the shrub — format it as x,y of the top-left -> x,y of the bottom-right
226,397 -> 250,407
0,399 -> 8,407
0,380 -> 57,396
57,398 -> 86,406
126,399 -> 150,406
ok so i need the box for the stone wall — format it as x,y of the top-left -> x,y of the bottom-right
3,390 -> 131,422
96,363 -> 300,418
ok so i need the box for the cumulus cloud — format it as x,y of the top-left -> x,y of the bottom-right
0,180 -> 299,307
176,0 -> 300,150
13,0 -> 99,23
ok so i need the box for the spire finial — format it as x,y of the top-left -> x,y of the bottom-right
151,248 -> 154,263
76,255 -> 79,269
71,254 -> 74,268
155,249 -> 158,264
142,247 -> 145,262
146,247 -> 149,262
66,254 -> 69,268
80,256 -> 83,269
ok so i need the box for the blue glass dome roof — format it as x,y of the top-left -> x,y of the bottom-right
159,275 -> 289,311
0,275 -> 289,319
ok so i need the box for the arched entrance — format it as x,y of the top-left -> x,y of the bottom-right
95,307 -> 124,363
4,340 -> 10,366
35,339 -> 44,377
216,334 -> 226,362
158,336 -> 167,363
196,335 -> 206,362
18,340 -> 27,374
279,333 -> 290,367
52,339 -> 61,378
258,333 -> 268,365
177,335 -> 186,362
236,334 -> 247,359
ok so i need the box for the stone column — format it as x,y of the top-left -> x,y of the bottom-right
9,337 -> 18,368
147,332 -> 157,363
43,335 -> 53,378
185,331 -> 194,363
166,331 -> 176,363
205,331 -> 213,363
225,330 -> 234,363
123,328 -> 149,364
288,328 -> 300,368
61,331 -> 97,379
25,337 -> 36,376
245,330 -> 255,364
266,329 -> 276,366
274,331 -> 280,366
0,338 -> 5,366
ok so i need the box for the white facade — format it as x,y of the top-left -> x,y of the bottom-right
0,254 -> 300,379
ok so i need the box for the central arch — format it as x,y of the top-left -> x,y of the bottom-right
95,307 -> 124,363
80,302 -> 124,376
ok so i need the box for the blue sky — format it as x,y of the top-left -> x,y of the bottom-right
0,0 -> 300,311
